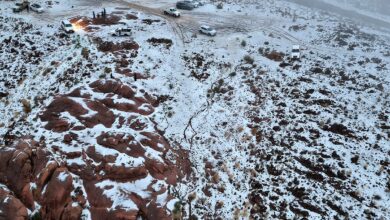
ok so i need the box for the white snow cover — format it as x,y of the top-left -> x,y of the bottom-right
0,0 -> 389,219
57,172 -> 69,182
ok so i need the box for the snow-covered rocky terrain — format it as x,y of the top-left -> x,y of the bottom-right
317,0 -> 390,22
0,0 -> 389,219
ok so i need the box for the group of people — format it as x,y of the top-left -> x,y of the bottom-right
92,8 -> 107,19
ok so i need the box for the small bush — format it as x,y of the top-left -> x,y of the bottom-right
212,173 -> 220,183
216,3 -> 223,9
265,51 -> 284,61
81,47 -> 89,59
21,99 -> 31,113
74,36 -> 81,48
147,38 -> 173,49
258,47 -> 264,54
243,55 -> 254,64
386,178 -> 390,191
216,201 -> 224,209
104,67 -> 112,74
42,67 -> 53,76
172,202 -> 182,220
241,40 -> 247,47
188,193 -> 197,202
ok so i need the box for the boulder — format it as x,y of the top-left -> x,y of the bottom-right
0,187 -> 28,220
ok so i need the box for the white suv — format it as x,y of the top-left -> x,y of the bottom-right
199,25 -> 216,36
186,0 -> 199,7
30,3 -> 44,13
164,8 -> 180,17
111,28 -> 131,36
61,20 -> 74,33
291,45 -> 300,60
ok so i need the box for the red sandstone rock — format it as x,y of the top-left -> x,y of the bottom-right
129,118 -> 147,131
90,80 -> 135,99
90,208 -> 138,220
40,97 -> 88,121
0,80 -> 191,219
44,118 -> 71,132
0,140 -> 35,209
61,203 -> 83,220
0,187 -> 28,220
103,163 -> 148,181
86,145 -> 117,163
40,168 -> 73,220
35,161 -> 58,196
63,132 -> 78,144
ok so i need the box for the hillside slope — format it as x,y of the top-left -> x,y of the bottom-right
0,0 -> 389,219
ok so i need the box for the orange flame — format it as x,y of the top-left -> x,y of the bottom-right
71,19 -> 86,31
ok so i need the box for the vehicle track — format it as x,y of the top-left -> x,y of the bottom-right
115,1 -> 324,50
29,0 -> 364,57
30,0 -> 315,49
114,0 -> 187,43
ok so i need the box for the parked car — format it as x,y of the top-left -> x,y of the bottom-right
111,28 -> 131,36
30,3 -> 44,13
61,20 -> 74,33
196,0 -> 205,6
199,25 -> 216,36
291,45 -> 300,60
12,1 -> 29,13
164,8 -> 180,17
176,1 -> 195,10
186,0 -> 199,7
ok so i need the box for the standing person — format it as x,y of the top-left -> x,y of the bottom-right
134,73 -> 137,81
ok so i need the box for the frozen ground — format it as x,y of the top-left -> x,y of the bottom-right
315,0 -> 390,23
0,0 -> 389,219
286,0 -> 390,32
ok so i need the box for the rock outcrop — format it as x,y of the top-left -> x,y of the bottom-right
0,80 -> 190,219
0,185 -> 28,220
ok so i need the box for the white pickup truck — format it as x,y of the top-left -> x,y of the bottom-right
291,45 -> 301,60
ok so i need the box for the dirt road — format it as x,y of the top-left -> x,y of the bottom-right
117,0 -> 271,42
31,0 -> 382,55
29,0 -> 301,45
